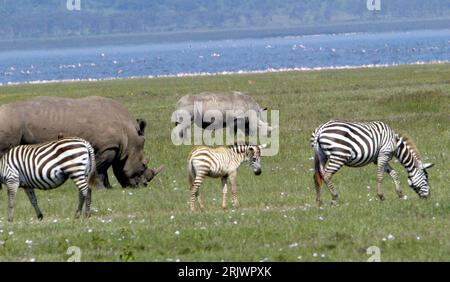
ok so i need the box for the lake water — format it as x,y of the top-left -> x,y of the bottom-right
0,29 -> 449,85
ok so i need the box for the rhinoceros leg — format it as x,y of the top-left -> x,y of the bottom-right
94,171 -> 111,189
94,149 -> 117,189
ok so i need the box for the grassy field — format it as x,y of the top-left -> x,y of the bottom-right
0,64 -> 448,262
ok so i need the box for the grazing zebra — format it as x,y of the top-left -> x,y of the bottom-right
0,137 -> 96,222
311,120 -> 433,206
187,144 -> 266,211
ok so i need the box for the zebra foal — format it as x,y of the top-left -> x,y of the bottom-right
311,120 -> 433,206
0,137 -> 96,222
187,144 -> 266,211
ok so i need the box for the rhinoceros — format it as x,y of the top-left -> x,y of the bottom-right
173,91 -> 274,139
0,96 -> 163,188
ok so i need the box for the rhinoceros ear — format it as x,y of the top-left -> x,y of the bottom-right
136,119 -> 146,136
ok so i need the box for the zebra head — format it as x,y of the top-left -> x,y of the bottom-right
407,162 -> 434,198
247,144 -> 266,175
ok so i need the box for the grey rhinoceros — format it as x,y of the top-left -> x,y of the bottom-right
173,91 -> 274,139
0,96 -> 163,188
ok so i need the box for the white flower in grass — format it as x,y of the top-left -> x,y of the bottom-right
25,239 -> 33,245
30,258 -> 35,262
313,253 -> 318,257
387,234 -> 395,240
382,237 -> 387,241
233,221 -> 238,225
321,254 -> 326,258
8,231 -> 14,236
402,195 -> 408,200
297,256 -> 302,260
416,236 -> 421,240
174,230 -> 180,235
435,202 -> 440,207
128,192 -> 133,196
170,215 -> 175,220
88,228 -> 93,233
289,242 -> 298,248
318,216 -> 324,221
53,219 -> 58,223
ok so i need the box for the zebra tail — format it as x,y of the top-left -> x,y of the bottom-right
87,144 -> 97,188
187,160 -> 195,189
313,151 -> 324,187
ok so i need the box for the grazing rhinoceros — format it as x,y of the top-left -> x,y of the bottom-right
173,91 -> 274,139
0,96 -> 163,188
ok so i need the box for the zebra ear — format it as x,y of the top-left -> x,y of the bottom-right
422,163 -> 434,170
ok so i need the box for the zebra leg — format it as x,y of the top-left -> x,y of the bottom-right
196,188 -> 205,211
190,175 -> 204,211
75,190 -> 85,219
229,171 -> 240,209
385,163 -> 403,198
6,182 -> 19,222
221,176 -> 228,210
323,157 -> 345,205
71,174 -> 90,218
376,155 -> 390,201
25,188 -> 43,220
84,188 -> 92,218
314,177 -> 323,207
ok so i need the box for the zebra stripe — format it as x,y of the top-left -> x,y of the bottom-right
311,120 -> 433,205
0,137 -> 96,222
187,144 -> 264,211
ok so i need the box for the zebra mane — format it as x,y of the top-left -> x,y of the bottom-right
396,132 -> 421,161
227,142 -> 257,154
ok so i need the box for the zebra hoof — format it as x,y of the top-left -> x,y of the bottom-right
37,214 -> 43,221
74,211 -> 81,219
84,212 -> 91,219
378,194 -> 386,201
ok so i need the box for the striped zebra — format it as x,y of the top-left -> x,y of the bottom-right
187,144 -> 266,211
0,137 -> 96,222
311,120 -> 433,206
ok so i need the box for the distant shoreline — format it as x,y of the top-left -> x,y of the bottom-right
0,18 -> 449,51
1,61 -> 448,87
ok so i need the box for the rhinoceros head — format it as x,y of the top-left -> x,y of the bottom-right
113,119 -> 149,187
140,165 -> 165,187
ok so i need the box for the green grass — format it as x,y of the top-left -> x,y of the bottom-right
0,64 -> 449,261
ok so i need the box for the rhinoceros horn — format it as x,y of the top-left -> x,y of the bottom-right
141,165 -> 165,187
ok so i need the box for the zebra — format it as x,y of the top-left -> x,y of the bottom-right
187,144 -> 266,211
0,137 -> 96,222
311,120 -> 433,206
